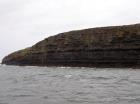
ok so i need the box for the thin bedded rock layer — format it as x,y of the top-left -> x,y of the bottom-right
2,24 -> 140,67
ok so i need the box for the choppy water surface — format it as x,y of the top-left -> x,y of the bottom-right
0,65 -> 140,104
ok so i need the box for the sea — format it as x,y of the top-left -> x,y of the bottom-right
0,65 -> 140,104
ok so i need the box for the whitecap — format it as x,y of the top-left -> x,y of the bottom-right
65,75 -> 72,78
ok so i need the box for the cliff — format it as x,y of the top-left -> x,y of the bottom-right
2,24 -> 140,67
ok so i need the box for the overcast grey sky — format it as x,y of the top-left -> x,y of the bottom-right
0,0 -> 140,62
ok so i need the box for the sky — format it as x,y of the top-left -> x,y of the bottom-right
0,0 -> 140,62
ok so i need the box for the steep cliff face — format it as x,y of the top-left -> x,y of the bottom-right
2,24 -> 140,67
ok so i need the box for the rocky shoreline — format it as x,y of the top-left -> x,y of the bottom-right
2,24 -> 140,68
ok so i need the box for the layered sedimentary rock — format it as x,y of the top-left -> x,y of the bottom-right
2,24 -> 140,67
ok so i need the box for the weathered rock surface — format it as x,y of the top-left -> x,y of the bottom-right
2,24 -> 140,67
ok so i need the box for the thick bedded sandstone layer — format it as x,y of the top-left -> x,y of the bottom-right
2,24 -> 140,67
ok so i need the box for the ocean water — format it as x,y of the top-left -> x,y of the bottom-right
0,65 -> 140,104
